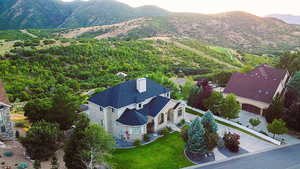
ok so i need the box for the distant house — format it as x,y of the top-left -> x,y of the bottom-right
0,82 -> 14,140
224,65 -> 289,115
87,78 -> 185,141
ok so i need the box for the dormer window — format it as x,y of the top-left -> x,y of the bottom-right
111,107 -> 115,113
138,104 -> 142,108
99,107 -> 103,112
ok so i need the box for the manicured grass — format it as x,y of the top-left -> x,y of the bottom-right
111,132 -> 193,169
185,108 -> 203,117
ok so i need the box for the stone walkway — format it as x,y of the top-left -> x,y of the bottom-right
232,110 -> 300,145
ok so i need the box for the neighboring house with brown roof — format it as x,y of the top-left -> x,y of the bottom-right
224,65 -> 289,115
0,81 -> 14,140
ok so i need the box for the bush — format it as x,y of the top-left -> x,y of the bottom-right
159,127 -> 171,135
43,39 -> 56,45
143,134 -> 150,142
3,152 -> 13,157
133,139 -> 141,146
15,121 -> 26,128
223,132 -> 240,153
177,119 -> 186,127
181,125 -> 189,142
17,162 -> 28,169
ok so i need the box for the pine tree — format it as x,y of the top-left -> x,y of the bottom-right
201,111 -> 218,133
201,111 -> 219,152
186,117 -> 207,155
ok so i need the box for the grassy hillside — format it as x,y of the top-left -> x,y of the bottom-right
0,37 -> 274,102
60,12 -> 300,55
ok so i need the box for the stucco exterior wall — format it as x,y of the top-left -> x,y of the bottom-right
87,91 -> 183,141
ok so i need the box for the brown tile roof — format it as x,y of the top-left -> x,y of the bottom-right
0,81 -> 10,105
224,65 -> 289,104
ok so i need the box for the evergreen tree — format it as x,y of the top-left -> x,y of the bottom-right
186,117 -> 207,155
201,111 -> 219,152
201,111 -> 218,133
64,114 -> 90,169
20,121 -> 61,160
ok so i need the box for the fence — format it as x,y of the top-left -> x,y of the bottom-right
186,106 -> 282,145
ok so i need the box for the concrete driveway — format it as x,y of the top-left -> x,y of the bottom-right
185,143 -> 300,169
232,110 -> 300,144
185,113 -> 276,161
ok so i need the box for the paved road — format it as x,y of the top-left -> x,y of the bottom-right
186,143 -> 300,169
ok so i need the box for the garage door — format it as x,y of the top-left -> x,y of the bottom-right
242,104 -> 261,114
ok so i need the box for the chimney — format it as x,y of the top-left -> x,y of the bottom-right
136,78 -> 147,93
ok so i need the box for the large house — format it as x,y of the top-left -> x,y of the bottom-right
224,65 -> 289,115
0,82 -> 14,140
87,78 -> 185,141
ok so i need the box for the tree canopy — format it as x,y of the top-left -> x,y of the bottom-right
219,94 -> 240,119
20,121 -> 62,160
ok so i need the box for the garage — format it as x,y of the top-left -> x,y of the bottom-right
242,104 -> 261,114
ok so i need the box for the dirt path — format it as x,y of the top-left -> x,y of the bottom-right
165,40 -> 240,69
20,29 -> 38,38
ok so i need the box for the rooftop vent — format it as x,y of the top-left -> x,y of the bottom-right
136,78 -> 147,93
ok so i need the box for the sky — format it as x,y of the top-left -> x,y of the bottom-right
62,0 -> 300,16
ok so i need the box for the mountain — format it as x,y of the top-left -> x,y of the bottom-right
0,0 -> 168,30
266,14 -> 300,25
60,11 -> 300,54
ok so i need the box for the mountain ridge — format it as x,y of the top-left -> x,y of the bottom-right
266,14 -> 300,25
0,0 -> 169,30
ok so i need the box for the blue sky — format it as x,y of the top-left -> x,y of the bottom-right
62,0 -> 300,16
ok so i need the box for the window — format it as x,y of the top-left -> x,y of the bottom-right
178,109 -> 183,117
138,103 -> 142,108
132,127 -> 140,134
111,107 -> 115,112
159,113 -> 164,124
100,120 -> 104,126
99,107 -> 103,111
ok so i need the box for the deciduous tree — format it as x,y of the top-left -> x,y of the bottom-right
267,119 -> 288,138
219,94 -> 240,119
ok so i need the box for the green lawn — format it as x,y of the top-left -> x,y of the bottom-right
111,132 -> 193,169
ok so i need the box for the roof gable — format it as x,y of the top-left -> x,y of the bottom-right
116,96 -> 171,126
89,78 -> 169,108
224,65 -> 288,104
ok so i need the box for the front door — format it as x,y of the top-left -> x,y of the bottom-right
167,109 -> 174,123
147,120 -> 154,133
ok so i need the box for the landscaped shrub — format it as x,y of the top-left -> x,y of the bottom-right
181,125 -> 189,142
159,127 -> 171,135
223,132 -> 240,153
133,139 -> 141,146
43,39 -> 56,45
143,134 -> 150,142
177,119 -> 186,127
3,152 -> 13,157
15,121 -> 26,128
17,162 -> 28,169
